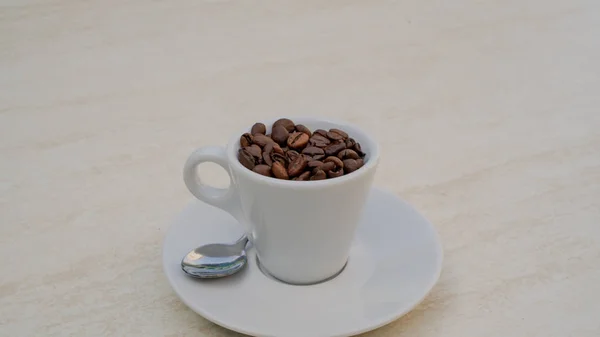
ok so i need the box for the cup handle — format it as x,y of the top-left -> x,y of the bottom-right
183,146 -> 243,220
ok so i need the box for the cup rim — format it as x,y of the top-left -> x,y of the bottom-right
226,116 -> 380,189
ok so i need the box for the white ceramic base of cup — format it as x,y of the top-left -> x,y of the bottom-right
255,255 -> 349,286
163,187 -> 443,337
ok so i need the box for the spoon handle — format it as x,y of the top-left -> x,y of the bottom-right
233,235 -> 249,251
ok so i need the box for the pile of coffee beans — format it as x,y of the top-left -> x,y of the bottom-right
238,118 -> 366,180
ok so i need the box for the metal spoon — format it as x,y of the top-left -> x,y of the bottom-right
181,235 -> 249,279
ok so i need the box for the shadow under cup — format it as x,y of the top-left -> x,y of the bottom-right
227,118 -> 380,285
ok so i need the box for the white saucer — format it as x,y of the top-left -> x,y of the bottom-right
163,188 -> 443,337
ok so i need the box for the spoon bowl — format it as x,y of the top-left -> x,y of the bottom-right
181,235 -> 249,279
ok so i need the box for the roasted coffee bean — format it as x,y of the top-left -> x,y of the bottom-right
273,144 -> 284,155
240,133 -> 253,147
309,134 -> 330,148
303,146 -> 326,161
286,150 -> 301,162
310,169 -> 327,180
238,148 -> 257,170
338,149 -> 360,160
253,164 -> 272,177
308,160 -> 334,172
271,125 -> 289,145
263,152 -> 273,166
287,132 -> 309,150
353,142 -> 365,157
272,162 -> 289,180
327,168 -> 344,178
293,171 -> 311,181
326,132 -> 344,141
262,143 -> 274,166
263,142 -> 280,156
330,128 -> 348,139
302,146 -> 324,157
273,118 -> 296,132
324,141 -> 346,156
246,144 -> 262,160
321,161 -> 336,172
307,160 -> 324,169
324,156 -> 343,168
287,155 -> 308,177
251,123 -> 266,135
343,159 -> 361,174
327,128 -> 348,141
324,156 -> 344,178
239,119 -> 366,180
298,171 -> 311,181
272,153 -> 287,166
295,124 -> 311,136
253,134 -> 274,147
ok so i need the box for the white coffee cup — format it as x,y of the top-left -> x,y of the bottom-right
183,117 -> 379,284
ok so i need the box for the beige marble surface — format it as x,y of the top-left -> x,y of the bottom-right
2,0 -> 600,336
